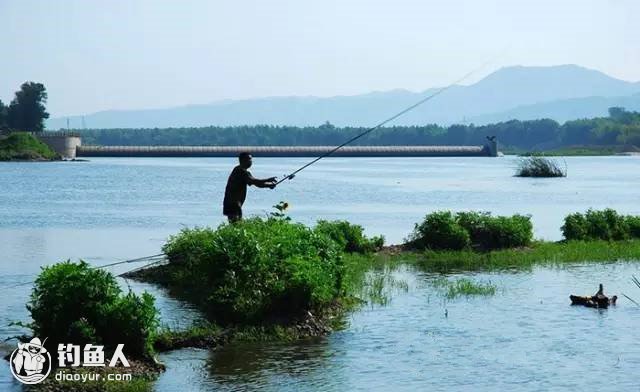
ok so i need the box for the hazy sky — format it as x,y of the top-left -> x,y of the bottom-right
1,0 -> 638,117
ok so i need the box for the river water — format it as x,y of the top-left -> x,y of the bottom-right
1,156 -> 639,391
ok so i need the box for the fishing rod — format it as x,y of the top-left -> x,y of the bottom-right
275,59 -> 496,186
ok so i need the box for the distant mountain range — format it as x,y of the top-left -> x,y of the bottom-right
47,65 -> 640,129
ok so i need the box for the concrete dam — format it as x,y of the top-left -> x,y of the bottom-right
36,133 -> 499,158
76,142 -> 498,158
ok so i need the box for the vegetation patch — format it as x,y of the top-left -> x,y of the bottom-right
515,155 -> 566,177
562,209 -> 640,241
315,220 -> 384,253
409,211 -> 533,251
431,277 -> 497,299
385,240 -> 640,273
140,217 -> 383,328
0,132 -> 59,161
27,261 -> 159,360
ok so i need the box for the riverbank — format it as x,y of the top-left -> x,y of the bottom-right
0,132 -> 60,161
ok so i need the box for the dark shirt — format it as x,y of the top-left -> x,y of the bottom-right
223,166 -> 252,215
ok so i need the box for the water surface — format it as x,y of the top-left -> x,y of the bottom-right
1,156 -> 639,391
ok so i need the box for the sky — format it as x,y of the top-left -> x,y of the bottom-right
1,0 -> 638,117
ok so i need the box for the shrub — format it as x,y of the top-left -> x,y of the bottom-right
27,261 -> 159,358
515,155 -> 566,177
562,212 -> 589,240
628,216 -> 640,238
314,220 -> 384,253
0,132 -> 59,160
162,218 -> 345,324
562,209 -> 639,241
411,211 -> 533,251
410,211 -> 470,250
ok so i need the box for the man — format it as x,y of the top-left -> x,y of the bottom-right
223,152 -> 277,222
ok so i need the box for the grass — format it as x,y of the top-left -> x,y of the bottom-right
359,267 -> 409,306
515,155 -> 566,177
0,131 -> 59,161
379,240 -> 640,273
432,277 -> 497,299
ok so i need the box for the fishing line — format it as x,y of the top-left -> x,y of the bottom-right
0,254 -> 167,292
275,56 -> 500,186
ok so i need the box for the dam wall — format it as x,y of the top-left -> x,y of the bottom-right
36,132 -> 82,159
77,144 -> 498,157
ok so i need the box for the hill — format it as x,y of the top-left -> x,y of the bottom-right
47,65 -> 640,129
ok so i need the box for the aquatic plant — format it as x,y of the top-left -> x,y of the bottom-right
397,240 -> 640,273
432,277 -> 496,299
162,218 -> 346,324
410,211 -> 532,251
27,260 -> 159,358
515,155 -> 566,177
358,266 -> 409,306
562,209 -> 640,241
315,220 -> 384,253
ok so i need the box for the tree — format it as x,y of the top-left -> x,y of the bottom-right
0,100 -> 7,130
7,82 -> 49,132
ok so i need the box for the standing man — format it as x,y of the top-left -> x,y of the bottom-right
223,152 -> 277,222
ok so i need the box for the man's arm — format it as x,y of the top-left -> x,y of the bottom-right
247,174 -> 277,188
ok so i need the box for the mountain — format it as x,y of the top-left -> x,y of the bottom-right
47,65 -> 640,129
470,93 -> 640,125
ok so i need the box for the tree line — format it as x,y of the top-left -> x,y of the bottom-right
0,82 -> 49,133
73,108 -> 640,150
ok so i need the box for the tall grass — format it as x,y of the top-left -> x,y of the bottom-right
432,277 -> 497,299
515,155 -> 566,177
383,240 -> 640,273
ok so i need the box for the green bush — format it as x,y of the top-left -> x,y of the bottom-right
411,211 -> 533,251
562,212 -> 589,240
628,216 -> 640,238
314,220 -> 384,253
562,209 -> 639,241
162,218 -> 345,324
410,211 -> 471,250
0,132 -> 59,160
27,261 -> 159,358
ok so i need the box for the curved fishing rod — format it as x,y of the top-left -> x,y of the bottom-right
275,59 -> 496,186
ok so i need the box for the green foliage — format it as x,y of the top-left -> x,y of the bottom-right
7,81 -> 49,132
161,218 -> 346,324
315,220 -> 384,253
27,261 -> 159,358
410,211 -> 470,250
269,201 -> 291,221
0,132 -> 59,160
432,277 -> 497,299
411,211 -> 533,251
515,155 -> 566,177
561,209 -> 640,241
399,239 -> 640,273
0,100 -> 8,130
71,108 -> 640,152
457,212 -> 534,250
